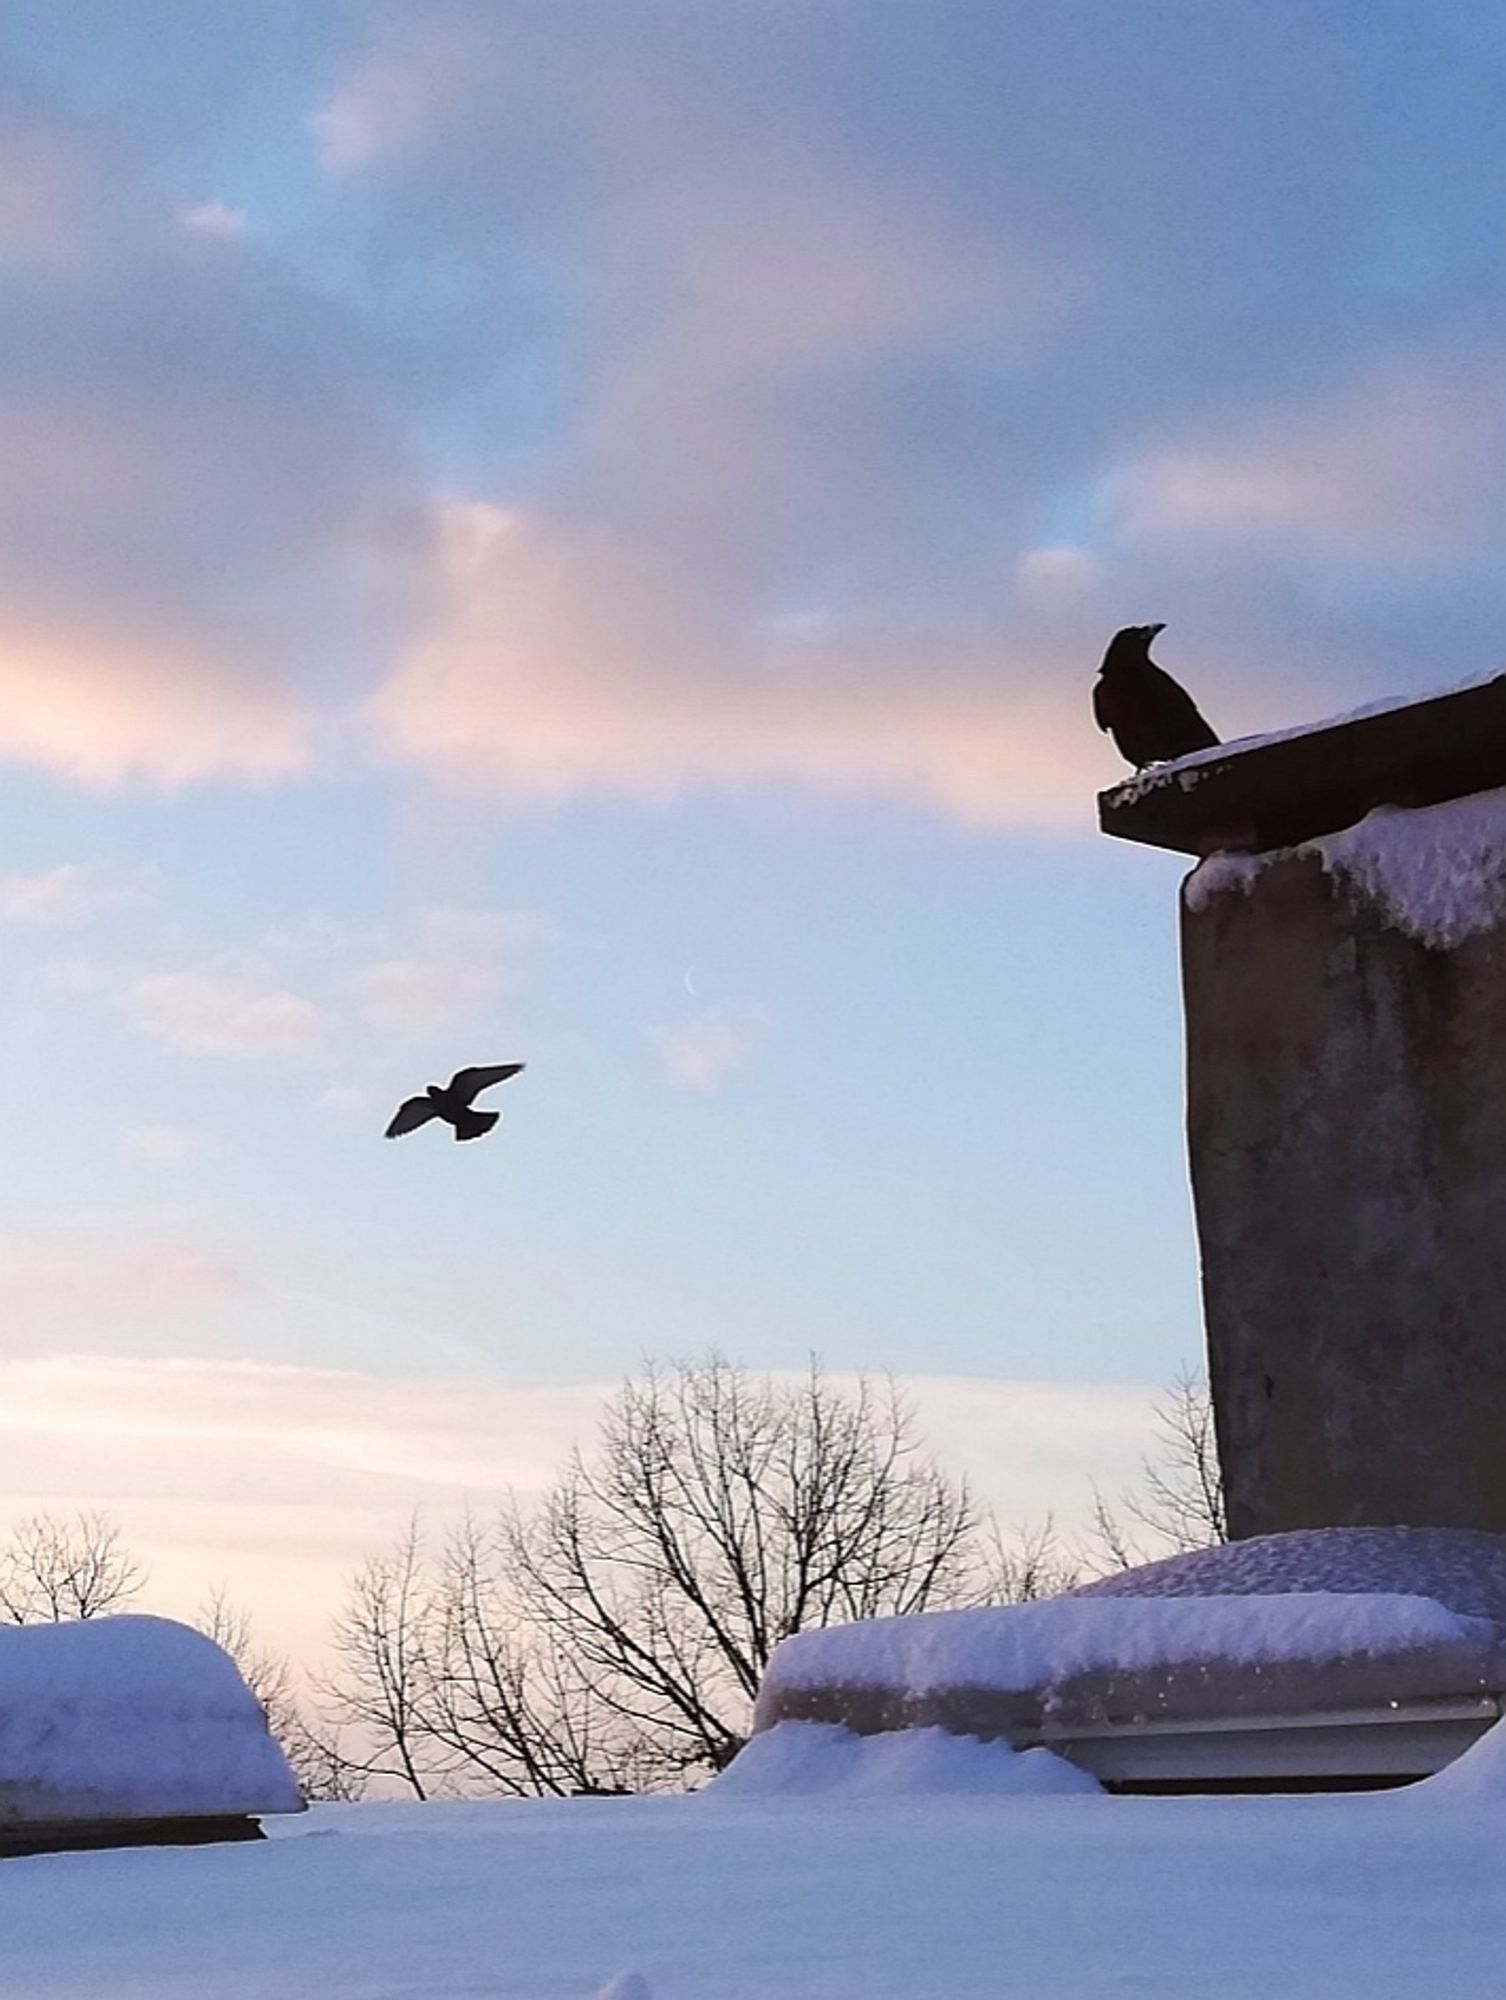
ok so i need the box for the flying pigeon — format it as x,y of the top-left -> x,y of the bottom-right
385,1064 -> 525,1143
1092,622 -> 1220,768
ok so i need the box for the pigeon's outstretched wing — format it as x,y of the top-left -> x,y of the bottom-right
385,1095 -> 441,1139
447,1063 -> 525,1106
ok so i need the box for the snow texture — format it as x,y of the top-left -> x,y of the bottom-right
595,1975 -> 652,2000
1109,667 -> 1506,807
4,1783 -> 1506,1999
757,1590 -> 1490,1705
1182,846 -> 1272,910
710,1721 -> 1101,1798
1070,1526 -> 1506,1625
1184,786 -> 1506,946
0,1615 -> 302,1826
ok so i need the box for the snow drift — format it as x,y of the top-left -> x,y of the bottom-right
711,1721 -> 1101,1799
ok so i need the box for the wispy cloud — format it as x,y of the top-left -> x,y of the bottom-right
180,200 -> 248,240
373,504 -> 1103,830
128,967 -> 331,1059
0,1228 -> 253,1327
0,860 -> 162,926
121,1124 -> 201,1165
76,904 -> 550,1064
656,1006 -> 769,1091
0,1354 -> 1161,1662
350,907 -> 550,1039
1112,346 -> 1506,566
316,1081 -> 370,1116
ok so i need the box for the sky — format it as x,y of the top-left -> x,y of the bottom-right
2,0 -> 1505,1663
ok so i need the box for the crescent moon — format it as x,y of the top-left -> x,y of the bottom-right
683,965 -> 700,999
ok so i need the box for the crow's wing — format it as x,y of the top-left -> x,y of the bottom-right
385,1095 -> 442,1139
1091,676 -> 1115,735
447,1063 -> 525,1106
1145,664 -> 1219,749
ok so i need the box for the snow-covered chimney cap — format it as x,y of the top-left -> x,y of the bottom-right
1098,671 -> 1506,858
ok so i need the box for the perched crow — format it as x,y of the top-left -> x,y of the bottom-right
1093,623 -> 1220,769
385,1063 -> 525,1143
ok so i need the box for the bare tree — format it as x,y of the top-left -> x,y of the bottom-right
0,1511 -> 146,1623
194,1587 -> 364,1802
418,1511 -> 647,1798
198,1587 -> 299,1727
1131,1368 -> 1227,1550
503,1358 -> 979,1782
976,1518 -> 1081,1603
280,1724 -> 370,1804
314,1516 -> 436,1799
319,1357 -> 984,1795
1085,1368 -> 1227,1574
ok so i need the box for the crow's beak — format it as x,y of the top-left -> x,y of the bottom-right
1144,621 -> 1167,639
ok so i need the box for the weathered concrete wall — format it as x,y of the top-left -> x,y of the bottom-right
1183,853 -> 1506,1539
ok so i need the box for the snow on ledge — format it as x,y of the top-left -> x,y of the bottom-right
1184,785 -> 1506,947
0,1615 -> 302,1827
758,1593 -> 1493,1705
1110,668 -> 1506,809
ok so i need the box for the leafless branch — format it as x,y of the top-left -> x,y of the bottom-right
317,1355 -> 995,1794
0,1511 -> 146,1623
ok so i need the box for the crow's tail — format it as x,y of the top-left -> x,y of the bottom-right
452,1108 -> 500,1143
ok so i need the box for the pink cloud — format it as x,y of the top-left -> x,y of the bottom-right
0,605 -> 309,789
349,906 -> 547,1038
0,117 -> 97,265
128,967 -> 330,1059
72,905 -> 548,1064
373,504 -> 1106,830
0,860 -> 162,926
0,1229 -> 253,1323
122,1125 -> 200,1165
1014,546 -> 1103,608
0,111 -> 413,792
1113,346 -> 1506,564
656,1007 -> 769,1091
324,7 -> 1110,833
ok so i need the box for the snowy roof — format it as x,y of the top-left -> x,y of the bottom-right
0,1614 -> 302,1829
1071,1527 -> 1506,1625
756,1591 -> 1493,1712
752,1530 -> 1506,1755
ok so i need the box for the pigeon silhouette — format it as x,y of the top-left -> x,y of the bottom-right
1092,622 -> 1220,769
385,1064 -> 525,1143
